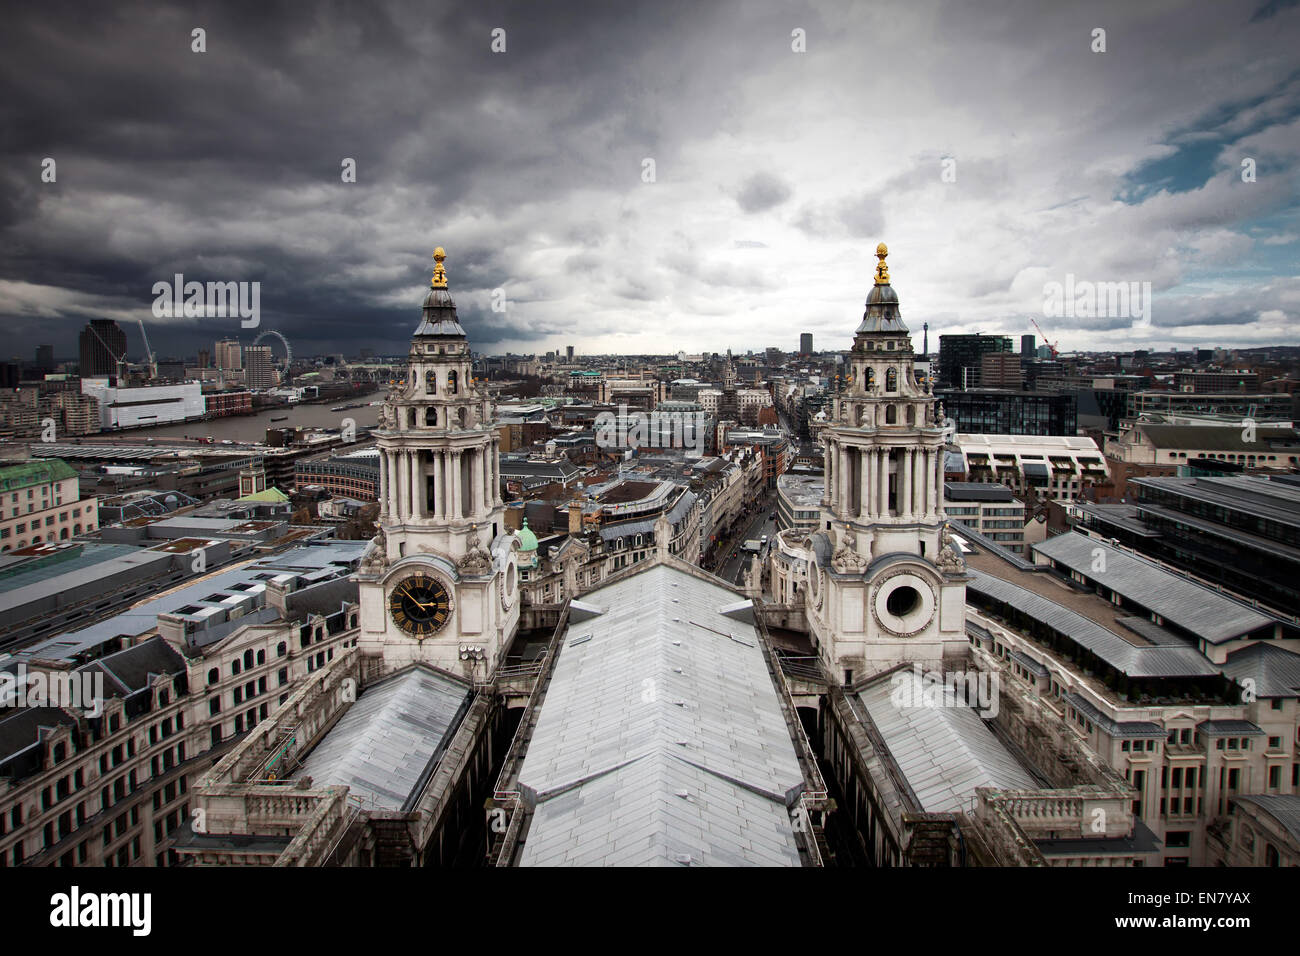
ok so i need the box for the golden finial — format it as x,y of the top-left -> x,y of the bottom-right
431,247 -> 448,288
874,242 -> 890,285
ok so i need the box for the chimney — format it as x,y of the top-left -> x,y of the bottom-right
504,503 -> 524,531
568,501 -> 582,534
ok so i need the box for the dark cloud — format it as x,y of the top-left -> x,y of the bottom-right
735,171 -> 792,213
0,0 -> 1296,359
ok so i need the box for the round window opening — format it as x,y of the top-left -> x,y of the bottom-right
886,585 -> 921,618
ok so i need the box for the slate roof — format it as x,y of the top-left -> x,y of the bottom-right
1232,794 -> 1300,843
292,666 -> 471,811
1032,533 -> 1275,644
515,563 -> 805,867
1221,643 -> 1300,699
965,568 -> 1221,678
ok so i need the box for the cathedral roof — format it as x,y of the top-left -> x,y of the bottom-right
413,247 -> 468,338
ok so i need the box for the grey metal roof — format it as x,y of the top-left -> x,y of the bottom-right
1196,719 -> 1265,736
1064,693 -> 1166,738
966,569 -> 1221,678
15,541 -> 367,661
1130,475 -> 1300,529
515,563 -> 805,867
1231,794 -> 1300,843
293,666 -> 471,811
856,670 -> 1036,813
1032,533 -> 1275,644
944,482 -> 1014,502
1221,643 -> 1300,699
1009,649 -> 1049,679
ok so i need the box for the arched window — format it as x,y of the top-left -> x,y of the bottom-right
885,405 -> 898,425
448,370 -> 459,394
458,407 -> 468,428
276,642 -> 287,657
425,370 -> 436,394
407,408 -> 417,428
865,368 -> 875,389
906,405 -> 916,426
886,367 -> 898,392
59,528 -> 68,540
425,407 -> 438,426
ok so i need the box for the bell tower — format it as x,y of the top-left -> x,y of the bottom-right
356,248 -> 521,680
804,244 -> 968,682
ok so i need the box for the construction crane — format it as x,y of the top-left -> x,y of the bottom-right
85,322 -> 128,382
137,319 -> 158,380
1029,318 -> 1059,359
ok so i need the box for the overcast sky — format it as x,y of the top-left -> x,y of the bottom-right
1,0 -> 1298,362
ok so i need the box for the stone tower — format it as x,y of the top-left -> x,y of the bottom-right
356,248 -> 521,679
804,244 -> 968,682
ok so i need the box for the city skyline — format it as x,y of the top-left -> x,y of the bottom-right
0,0 -> 1297,360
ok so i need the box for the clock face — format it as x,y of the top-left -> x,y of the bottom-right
388,574 -> 452,637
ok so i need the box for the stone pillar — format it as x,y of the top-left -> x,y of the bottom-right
393,450 -> 405,521
378,452 -> 388,518
901,449 -> 913,520
408,451 -> 420,518
452,451 -> 463,519
878,449 -> 889,516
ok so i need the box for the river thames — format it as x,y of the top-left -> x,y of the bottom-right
124,402 -> 383,444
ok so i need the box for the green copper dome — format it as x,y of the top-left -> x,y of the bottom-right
517,516 -> 538,552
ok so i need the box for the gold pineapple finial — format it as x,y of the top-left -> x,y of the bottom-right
874,242 -> 890,285
431,247 -> 448,288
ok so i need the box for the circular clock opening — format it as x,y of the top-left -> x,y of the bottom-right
886,585 -> 921,618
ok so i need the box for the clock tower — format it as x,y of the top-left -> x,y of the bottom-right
356,248 -> 521,680
801,244 -> 968,683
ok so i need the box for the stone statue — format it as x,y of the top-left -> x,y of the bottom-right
360,526 -> 388,572
457,524 -> 492,574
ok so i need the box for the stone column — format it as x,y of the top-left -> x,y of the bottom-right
901,449 -> 913,520
395,451 -> 405,520
378,452 -> 388,518
452,451 -> 463,519
407,451 -> 418,518
877,449 -> 888,516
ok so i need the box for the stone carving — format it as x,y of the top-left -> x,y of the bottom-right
457,524 -> 492,574
832,532 -> 868,573
360,527 -> 388,572
936,524 -> 965,573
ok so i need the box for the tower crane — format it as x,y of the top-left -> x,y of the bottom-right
137,319 -> 158,380
1029,318 -> 1059,359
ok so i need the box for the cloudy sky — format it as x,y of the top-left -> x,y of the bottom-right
1,0 -> 1298,362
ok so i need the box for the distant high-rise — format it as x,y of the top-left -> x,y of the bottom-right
34,344 -> 54,374
244,346 -> 276,388
799,332 -> 813,355
197,348 -> 211,369
78,319 -> 127,378
1021,333 -> 1035,356
937,333 -> 1012,389
566,345 -> 575,362
215,339 -> 242,371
